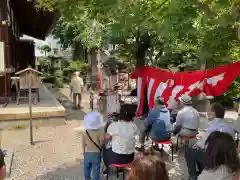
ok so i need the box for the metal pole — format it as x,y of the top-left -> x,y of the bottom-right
90,90 -> 94,111
28,71 -> 34,145
116,65 -> 119,83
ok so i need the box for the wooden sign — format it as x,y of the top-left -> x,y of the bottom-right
15,68 -> 42,89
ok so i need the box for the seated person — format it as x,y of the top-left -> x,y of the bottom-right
105,104 -> 138,166
102,112 -> 119,175
0,149 -> 5,180
135,96 -> 172,151
185,103 -> 235,180
173,94 -> 200,137
198,131 -> 240,180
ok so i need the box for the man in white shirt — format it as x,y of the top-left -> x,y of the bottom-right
70,71 -> 84,109
173,94 -> 200,137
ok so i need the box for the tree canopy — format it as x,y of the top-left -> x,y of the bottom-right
36,0 -> 239,69
36,0 -> 240,104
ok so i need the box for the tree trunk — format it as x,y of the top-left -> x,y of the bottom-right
72,41 -> 84,61
135,32 -> 151,68
135,32 -> 151,114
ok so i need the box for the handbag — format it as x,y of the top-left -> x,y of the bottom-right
85,130 -> 102,152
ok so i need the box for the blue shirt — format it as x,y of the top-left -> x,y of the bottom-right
196,118 -> 235,149
144,107 -> 172,140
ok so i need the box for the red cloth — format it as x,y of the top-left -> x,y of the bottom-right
131,62 -> 240,116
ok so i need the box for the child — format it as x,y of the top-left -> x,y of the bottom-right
79,111 -> 105,180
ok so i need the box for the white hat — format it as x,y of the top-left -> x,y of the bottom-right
179,94 -> 192,105
84,111 -> 102,130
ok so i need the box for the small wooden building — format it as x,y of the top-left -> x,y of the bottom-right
0,0 -> 58,102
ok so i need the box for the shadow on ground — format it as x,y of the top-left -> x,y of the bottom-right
35,150 -> 186,180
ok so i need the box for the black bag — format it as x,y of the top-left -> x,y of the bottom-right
85,130 -> 102,152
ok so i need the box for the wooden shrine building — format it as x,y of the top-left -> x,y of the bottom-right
0,0 -> 58,102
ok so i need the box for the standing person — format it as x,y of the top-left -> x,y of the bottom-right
135,96 -> 172,151
198,131 -> 240,180
76,111 -> 104,180
185,103 -> 235,180
105,104 -> 138,165
70,71 -> 84,109
173,94 -> 200,137
127,151 -> 169,180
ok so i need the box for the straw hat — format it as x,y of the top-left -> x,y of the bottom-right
84,111 -> 102,130
179,94 -> 192,105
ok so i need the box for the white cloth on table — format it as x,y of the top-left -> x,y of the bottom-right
106,94 -> 120,114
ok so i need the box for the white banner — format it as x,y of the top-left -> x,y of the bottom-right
0,42 -> 5,72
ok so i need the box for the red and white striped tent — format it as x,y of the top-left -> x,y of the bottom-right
130,62 -> 240,116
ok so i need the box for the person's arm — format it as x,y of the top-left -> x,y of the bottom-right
81,78 -> 84,87
164,111 -> 173,132
196,123 -> 216,149
144,110 -> 154,127
175,110 -> 183,127
81,133 -> 86,154
98,129 -> 105,147
70,79 -> 73,92
196,113 -> 200,130
105,123 -> 116,141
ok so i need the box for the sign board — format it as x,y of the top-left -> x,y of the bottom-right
0,42 -> 5,72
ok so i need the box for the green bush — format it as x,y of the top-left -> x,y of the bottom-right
212,77 -> 240,108
43,73 -> 55,84
62,60 -> 88,82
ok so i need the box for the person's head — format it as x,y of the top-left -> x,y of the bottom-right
141,112 -> 148,119
207,103 -> 225,121
178,94 -> 192,106
127,151 -> 169,180
75,71 -> 80,77
119,104 -> 136,122
155,96 -> 165,108
0,150 -> 5,180
83,111 -> 102,130
205,131 -> 240,173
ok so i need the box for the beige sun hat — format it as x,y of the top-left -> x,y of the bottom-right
179,94 -> 192,105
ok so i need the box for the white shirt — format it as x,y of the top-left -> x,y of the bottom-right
107,121 -> 138,154
176,106 -> 200,130
70,76 -> 84,93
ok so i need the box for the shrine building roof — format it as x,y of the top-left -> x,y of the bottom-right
10,0 -> 59,40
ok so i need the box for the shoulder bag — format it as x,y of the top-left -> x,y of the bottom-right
85,130 -> 102,152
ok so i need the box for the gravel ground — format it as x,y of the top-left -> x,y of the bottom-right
2,120 -> 188,180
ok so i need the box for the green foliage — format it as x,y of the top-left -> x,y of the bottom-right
36,0 -> 240,105
54,78 -> 64,88
62,61 -> 88,82
212,77 -> 240,107
39,44 -> 52,56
